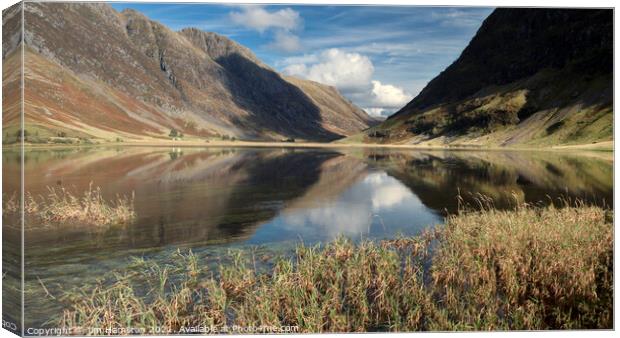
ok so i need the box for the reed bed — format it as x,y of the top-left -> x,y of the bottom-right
58,203 -> 612,333
3,184 -> 135,228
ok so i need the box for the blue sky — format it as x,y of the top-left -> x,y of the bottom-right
110,3 -> 493,117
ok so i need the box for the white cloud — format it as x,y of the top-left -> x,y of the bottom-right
348,41 -> 463,58
278,53 -> 318,65
268,31 -> 302,52
283,202 -> 372,238
283,48 -> 374,93
369,80 -> 412,108
282,63 -> 307,75
364,173 -> 412,210
229,6 -> 303,54
362,108 -> 398,118
229,6 -> 301,33
349,42 -> 420,57
364,108 -> 387,117
431,8 -> 491,28
279,172 -> 420,239
282,48 -> 412,115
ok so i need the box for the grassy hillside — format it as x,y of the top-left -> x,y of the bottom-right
355,9 -> 612,147
3,3 -> 375,145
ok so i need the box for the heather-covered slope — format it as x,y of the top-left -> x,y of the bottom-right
3,3 -> 374,143
360,9 -> 612,147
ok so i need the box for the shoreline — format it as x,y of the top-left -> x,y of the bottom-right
4,139 -> 614,153
55,204 -> 613,332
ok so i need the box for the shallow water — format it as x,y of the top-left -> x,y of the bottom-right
2,146 -> 613,329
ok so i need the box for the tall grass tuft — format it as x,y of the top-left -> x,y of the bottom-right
58,203 -> 612,333
432,202 -> 613,329
3,184 -> 135,228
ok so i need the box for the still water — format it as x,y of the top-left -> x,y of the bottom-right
2,146 -> 613,328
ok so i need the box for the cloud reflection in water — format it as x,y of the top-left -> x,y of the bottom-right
248,171 -> 442,243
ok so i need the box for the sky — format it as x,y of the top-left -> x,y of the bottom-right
110,3 -> 493,117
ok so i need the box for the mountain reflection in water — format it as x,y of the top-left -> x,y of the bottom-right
4,147 -> 611,254
2,146 -> 612,329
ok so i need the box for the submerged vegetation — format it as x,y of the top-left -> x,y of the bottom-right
3,184 -> 135,228
58,202 -> 612,333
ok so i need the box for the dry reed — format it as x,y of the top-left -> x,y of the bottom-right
3,184 -> 135,228
58,202 -> 612,333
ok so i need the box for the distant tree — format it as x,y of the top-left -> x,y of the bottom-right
169,128 -> 178,138
57,131 -> 67,137
231,136 -> 236,141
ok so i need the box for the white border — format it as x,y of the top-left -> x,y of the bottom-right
0,1 -> 617,338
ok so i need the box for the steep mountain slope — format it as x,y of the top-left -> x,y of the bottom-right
362,9 -> 612,147
3,3 -> 374,143
2,3 -> 22,143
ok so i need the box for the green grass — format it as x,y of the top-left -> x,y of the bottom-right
57,202 -> 612,333
528,106 -> 613,147
2,123 -> 101,145
334,132 -> 365,144
354,69 -> 612,148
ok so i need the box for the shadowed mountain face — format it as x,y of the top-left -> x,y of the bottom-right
2,3 -> 375,142
365,9 -> 612,146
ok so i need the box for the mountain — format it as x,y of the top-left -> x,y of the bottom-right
361,8 -> 612,147
2,3 -> 376,143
